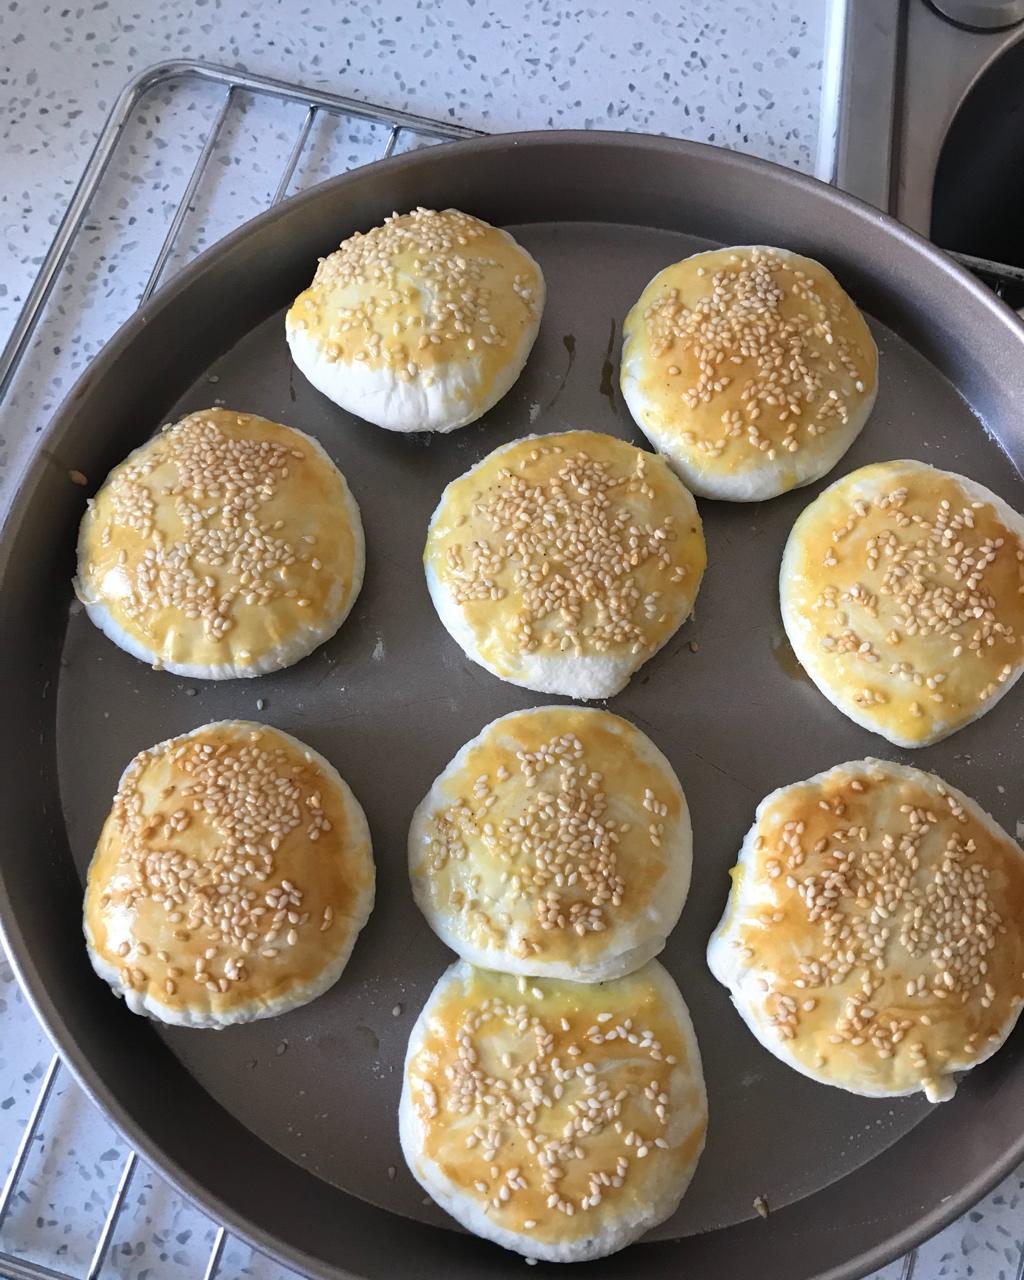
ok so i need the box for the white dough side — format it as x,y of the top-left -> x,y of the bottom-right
407,706 -> 692,981
779,461 -> 1024,748
414,913 -> 666,985
74,428 -> 365,680
398,959 -> 707,1262
423,431 -> 701,700
424,555 -> 638,700
622,375 -> 875,503
620,245 -> 877,502
83,720 -> 375,1029
286,231 -> 545,434
707,758 -> 1024,1102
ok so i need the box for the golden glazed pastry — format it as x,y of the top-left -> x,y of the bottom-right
286,207 -> 545,433
75,409 -> 364,678
408,707 -> 691,981
424,430 -> 707,699
620,246 -> 878,500
708,758 -> 1024,1102
84,721 -> 374,1028
400,960 -> 706,1262
781,459 -> 1024,746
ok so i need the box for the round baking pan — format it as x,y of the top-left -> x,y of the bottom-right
2,132 -> 1023,1280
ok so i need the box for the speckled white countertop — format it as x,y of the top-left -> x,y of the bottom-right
1,3 -> 1022,1279
0,0 -> 827,501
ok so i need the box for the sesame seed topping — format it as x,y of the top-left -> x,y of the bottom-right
76,410 -> 361,672
716,761 -> 1024,1097
411,708 -> 685,976
406,965 -> 705,1237
784,461 -> 1024,744
428,432 -> 705,686
288,208 -> 541,383
629,248 -> 874,473
84,722 -> 373,1016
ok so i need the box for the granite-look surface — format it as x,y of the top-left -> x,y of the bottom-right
0,0 -> 826,501
3,3 -> 1022,1278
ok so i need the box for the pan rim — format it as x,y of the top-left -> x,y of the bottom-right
3,127 -> 1024,1280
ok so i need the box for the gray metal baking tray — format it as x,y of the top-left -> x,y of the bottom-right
1,131 -> 1023,1280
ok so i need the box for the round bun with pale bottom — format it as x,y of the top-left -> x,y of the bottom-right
74,408 -> 365,679
620,246 -> 878,501
409,706 -> 691,981
781,459 -> 1024,747
424,430 -> 706,699
708,758 -> 1024,1103
400,959 -> 707,1262
286,207 -> 545,433
84,720 -> 374,1029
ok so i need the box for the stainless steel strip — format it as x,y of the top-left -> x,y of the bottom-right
815,0 -> 851,182
202,1226 -> 227,1280
857,3 -> 1024,234
139,87 -> 237,304
828,0 -> 905,208
84,1151 -> 136,1280
272,106 -> 318,205
0,1055 -> 61,1231
900,1246 -> 917,1279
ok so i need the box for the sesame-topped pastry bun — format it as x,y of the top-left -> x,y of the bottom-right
400,960 -> 707,1262
84,720 -> 374,1029
620,246 -> 878,501
409,706 -> 691,982
74,409 -> 365,679
424,431 -> 706,699
781,460 -> 1024,747
708,758 -> 1024,1103
285,207 -> 545,434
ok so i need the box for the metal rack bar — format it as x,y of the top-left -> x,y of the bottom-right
0,84 -> 136,401
0,57 -> 479,405
0,1055 -> 61,1232
0,58 -> 482,1280
949,247 -> 1024,288
382,125 -> 402,159
84,1153 -> 136,1280
202,1226 -> 227,1280
273,106 -> 318,205
0,1251 -> 83,1280
139,87 -> 237,304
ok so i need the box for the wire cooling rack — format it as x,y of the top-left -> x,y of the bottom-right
0,58 -> 476,1280
1,54 -> 1021,1280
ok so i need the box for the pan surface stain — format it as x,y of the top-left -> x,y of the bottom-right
771,629 -> 810,683
356,1023 -> 380,1053
547,333 -> 577,409
599,317 -> 618,408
